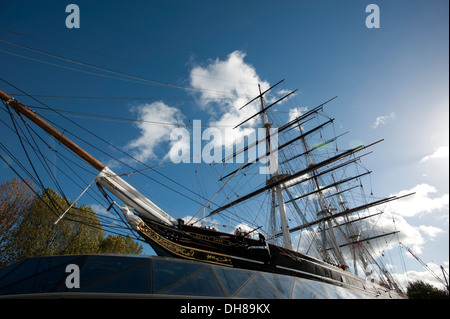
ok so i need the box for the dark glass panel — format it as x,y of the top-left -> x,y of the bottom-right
291,279 -> 322,299
161,267 -> 225,297
234,273 -> 284,299
0,255 -> 81,295
152,258 -> 205,293
297,278 -> 329,298
212,266 -> 253,296
78,256 -> 151,293
262,272 -> 294,298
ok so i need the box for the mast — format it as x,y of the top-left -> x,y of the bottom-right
206,140 -> 382,218
257,84 -> 292,250
284,192 -> 414,235
296,121 -> 346,266
221,96 -> 338,166
0,88 -> 176,226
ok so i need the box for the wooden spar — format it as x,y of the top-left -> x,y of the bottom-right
220,98 -> 337,165
0,89 -> 105,172
286,154 -> 371,189
220,115 -> 307,165
219,118 -> 335,181
281,192 -> 415,236
204,139 -> 384,219
285,171 -> 372,204
277,96 -> 338,132
0,88 -> 178,225
325,231 -> 400,250
233,89 -> 298,129
281,131 -> 349,165
324,185 -> 360,199
278,118 -> 334,149
238,79 -> 284,110
319,211 -> 384,230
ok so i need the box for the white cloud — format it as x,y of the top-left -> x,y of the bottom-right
126,51 -> 279,163
127,102 -> 185,162
376,212 -> 425,253
288,107 -> 308,122
418,225 -> 444,240
289,184 -> 447,289
344,209 -> 426,255
181,215 -> 221,229
388,183 -> 449,217
91,203 -> 112,218
90,203 -> 119,227
190,50 -> 270,146
371,112 -> 396,129
356,183 -> 449,256
420,146 -> 449,163
181,215 -> 259,238
277,89 -> 294,96
392,263 -> 449,290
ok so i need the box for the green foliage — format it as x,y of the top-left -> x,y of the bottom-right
99,235 -> 143,255
1,181 -> 143,267
406,280 -> 449,299
0,178 -> 35,248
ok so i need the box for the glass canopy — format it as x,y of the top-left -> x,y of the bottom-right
0,255 -> 394,298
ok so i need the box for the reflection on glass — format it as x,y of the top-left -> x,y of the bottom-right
212,266 -> 253,296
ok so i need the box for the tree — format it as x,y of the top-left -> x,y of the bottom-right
0,178 -> 35,248
406,280 -> 449,299
1,182 -> 143,267
99,234 -> 143,255
1,188 -> 105,264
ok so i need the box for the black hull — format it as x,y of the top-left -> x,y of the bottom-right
136,219 -> 395,296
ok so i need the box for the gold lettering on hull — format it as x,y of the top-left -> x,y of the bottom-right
137,222 -> 232,267
187,232 -> 244,248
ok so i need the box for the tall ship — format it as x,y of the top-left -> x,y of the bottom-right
0,80 -> 411,298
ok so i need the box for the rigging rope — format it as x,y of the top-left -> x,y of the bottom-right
0,38 -> 258,98
0,77 -> 217,210
0,99 -> 145,240
0,27 -> 260,86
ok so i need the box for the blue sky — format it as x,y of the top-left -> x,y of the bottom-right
0,0 -> 448,289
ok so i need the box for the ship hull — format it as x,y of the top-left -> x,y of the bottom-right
135,218 -> 394,296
